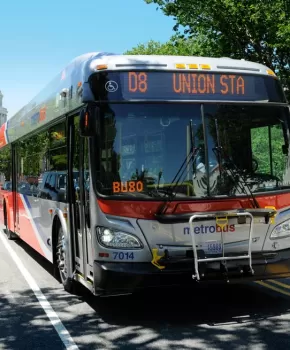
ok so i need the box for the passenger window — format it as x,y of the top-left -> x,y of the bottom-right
48,122 -> 67,171
0,145 -> 12,190
15,130 -> 48,195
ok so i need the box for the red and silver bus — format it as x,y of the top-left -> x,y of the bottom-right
1,52 -> 290,296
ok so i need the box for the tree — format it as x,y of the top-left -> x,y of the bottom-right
145,0 -> 290,92
125,37 -> 215,56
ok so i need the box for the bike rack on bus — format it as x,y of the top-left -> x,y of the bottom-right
189,210 -> 254,281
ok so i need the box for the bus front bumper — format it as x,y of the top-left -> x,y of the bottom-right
93,249 -> 290,296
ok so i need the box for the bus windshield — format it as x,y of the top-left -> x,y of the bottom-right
95,103 -> 290,199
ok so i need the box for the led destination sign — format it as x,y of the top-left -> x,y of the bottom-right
95,71 -> 285,102
127,72 -> 246,98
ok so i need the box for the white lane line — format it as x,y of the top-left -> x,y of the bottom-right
0,231 -> 79,350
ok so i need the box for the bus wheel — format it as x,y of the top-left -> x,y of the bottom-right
56,225 -> 74,293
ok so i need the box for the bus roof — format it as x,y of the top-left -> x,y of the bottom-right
0,52 -> 279,148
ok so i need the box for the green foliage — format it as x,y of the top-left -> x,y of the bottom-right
251,125 -> 285,179
144,0 -> 290,93
0,146 -> 11,180
125,36 -> 215,56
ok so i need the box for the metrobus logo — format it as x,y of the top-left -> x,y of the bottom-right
184,224 -> 235,235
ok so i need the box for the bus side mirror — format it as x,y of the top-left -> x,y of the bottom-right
80,105 -> 99,137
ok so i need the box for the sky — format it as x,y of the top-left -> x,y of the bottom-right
0,0 -> 175,118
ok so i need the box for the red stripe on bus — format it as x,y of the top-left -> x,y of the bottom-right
0,122 -> 7,148
0,191 -> 14,231
17,194 -> 45,256
97,192 -> 290,219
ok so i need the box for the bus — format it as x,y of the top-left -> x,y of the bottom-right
1,52 -> 290,296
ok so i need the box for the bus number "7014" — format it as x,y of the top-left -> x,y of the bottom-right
113,252 -> 135,260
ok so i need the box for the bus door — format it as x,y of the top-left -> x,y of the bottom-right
14,142 -> 29,236
68,115 -> 92,281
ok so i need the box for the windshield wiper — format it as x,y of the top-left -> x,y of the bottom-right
212,117 -> 259,209
156,120 -> 200,215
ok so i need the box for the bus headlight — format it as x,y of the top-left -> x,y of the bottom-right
270,219 -> 290,239
96,227 -> 143,249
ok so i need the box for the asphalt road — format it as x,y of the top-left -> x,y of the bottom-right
1,228 -> 290,350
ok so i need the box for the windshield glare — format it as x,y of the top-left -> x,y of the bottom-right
95,103 -> 290,199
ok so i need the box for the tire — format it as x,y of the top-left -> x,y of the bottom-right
55,224 -> 78,294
